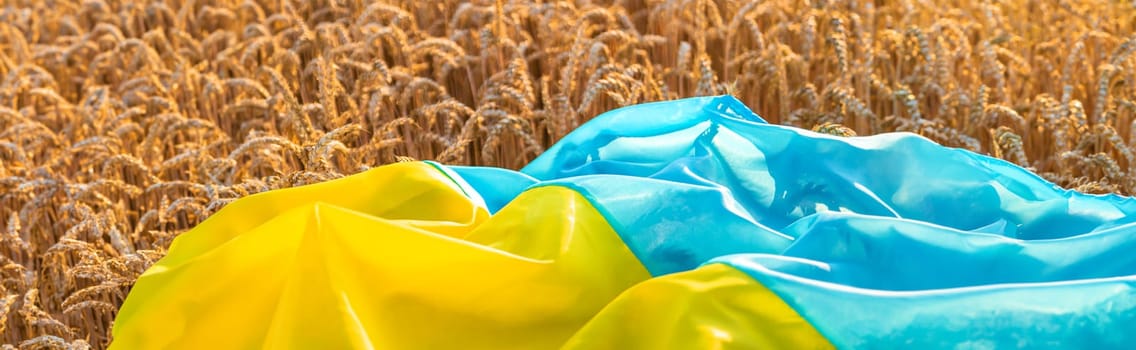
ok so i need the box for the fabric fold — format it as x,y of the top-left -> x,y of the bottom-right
113,95 -> 1136,349
111,164 -> 650,349
560,263 -> 834,350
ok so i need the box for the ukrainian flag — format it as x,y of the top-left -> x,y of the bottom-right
111,96 -> 1136,349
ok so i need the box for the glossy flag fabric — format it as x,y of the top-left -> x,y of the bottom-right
111,95 -> 1136,349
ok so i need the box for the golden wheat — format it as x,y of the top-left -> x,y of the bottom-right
1,0 -> 1135,348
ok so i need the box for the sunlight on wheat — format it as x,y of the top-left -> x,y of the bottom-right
1,0 -> 1135,348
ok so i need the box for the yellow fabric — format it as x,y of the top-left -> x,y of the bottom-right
561,263 -> 835,350
110,162 -> 651,349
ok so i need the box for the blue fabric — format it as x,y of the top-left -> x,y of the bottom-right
444,165 -> 536,214
446,95 -> 1136,348
717,252 -> 1136,348
707,211 -> 1136,348
716,212 -> 1136,347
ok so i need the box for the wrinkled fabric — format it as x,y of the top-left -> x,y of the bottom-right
456,95 -> 1136,348
111,162 -> 651,349
113,95 -> 1136,349
559,263 -> 834,350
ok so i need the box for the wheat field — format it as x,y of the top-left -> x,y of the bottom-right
1,0 -> 1134,348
